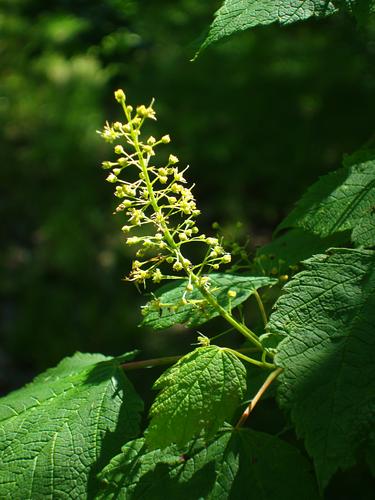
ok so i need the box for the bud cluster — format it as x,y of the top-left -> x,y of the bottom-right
98,89 -> 231,286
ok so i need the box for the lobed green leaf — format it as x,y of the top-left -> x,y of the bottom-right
268,248 -> 375,489
146,346 -> 247,449
198,0 -> 336,53
0,352 -> 143,498
277,154 -> 375,247
141,273 -> 277,330
98,429 -> 319,499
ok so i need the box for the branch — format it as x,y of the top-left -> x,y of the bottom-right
235,367 -> 283,428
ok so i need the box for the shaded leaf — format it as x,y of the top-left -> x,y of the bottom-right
0,352 -> 143,498
98,429 -> 319,499
199,0 -> 336,53
141,273 -> 277,330
277,155 -> 375,247
256,227 -> 350,274
146,346 -> 247,448
269,248 -> 375,489
97,438 -> 183,499
245,362 -> 277,400
336,0 -> 375,23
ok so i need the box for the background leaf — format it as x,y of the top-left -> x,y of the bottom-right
199,0 -> 336,53
141,273 -> 277,330
256,227 -> 350,275
146,346 -> 247,448
0,352 -> 143,498
98,429 -> 319,499
277,154 -> 375,247
268,248 -> 375,489
337,0 -> 375,23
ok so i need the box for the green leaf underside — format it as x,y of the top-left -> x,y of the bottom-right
146,346 -> 247,449
257,227 -> 350,273
269,248 -> 375,489
199,0 -> 336,52
277,156 -> 375,247
98,429 -> 319,499
142,273 -> 277,330
0,352 -> 143,499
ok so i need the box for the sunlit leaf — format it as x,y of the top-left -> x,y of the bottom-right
0,352 -> 143,498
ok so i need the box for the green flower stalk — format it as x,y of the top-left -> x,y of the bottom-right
99,89 -> 266,352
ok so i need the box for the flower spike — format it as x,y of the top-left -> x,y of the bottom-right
98,89 -> 231,286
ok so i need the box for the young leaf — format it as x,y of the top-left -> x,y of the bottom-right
98,429 -> 319,499
277,155 -> 375,247
268,248 -> 375,489
146,346 -> 247,448
198,0 -> 336,54
0,352 -> 143,498
141,273 -> 277,330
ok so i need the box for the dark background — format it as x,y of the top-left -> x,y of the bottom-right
1,1 -> 374,496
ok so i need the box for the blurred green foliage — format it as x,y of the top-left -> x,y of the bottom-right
1,0 -> 374,386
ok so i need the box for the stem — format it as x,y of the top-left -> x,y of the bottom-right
123,103 -> 177,251
122,354 -> 182,371
254,290 -> 268,326
235,367 -> 283,429
121,347 -> 261,371
189,272 -> 263,350
122,103 -> 264,353
224,348 -> 276,370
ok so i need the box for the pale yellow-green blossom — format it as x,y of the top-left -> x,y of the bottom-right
98,89 -> 231,287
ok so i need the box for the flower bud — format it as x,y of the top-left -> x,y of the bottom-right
114,89 -> 125,102
152,269 -> 163,283
137,105 -> 156,120
115,186 -> 125,198
127,236 -> 141,245
169,154 -> 179,165
102,161 -> 116,169
114,145 -> 125,155
106,173 -> 118,183
118,157 -> 128,167
206,237 -> 218,245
